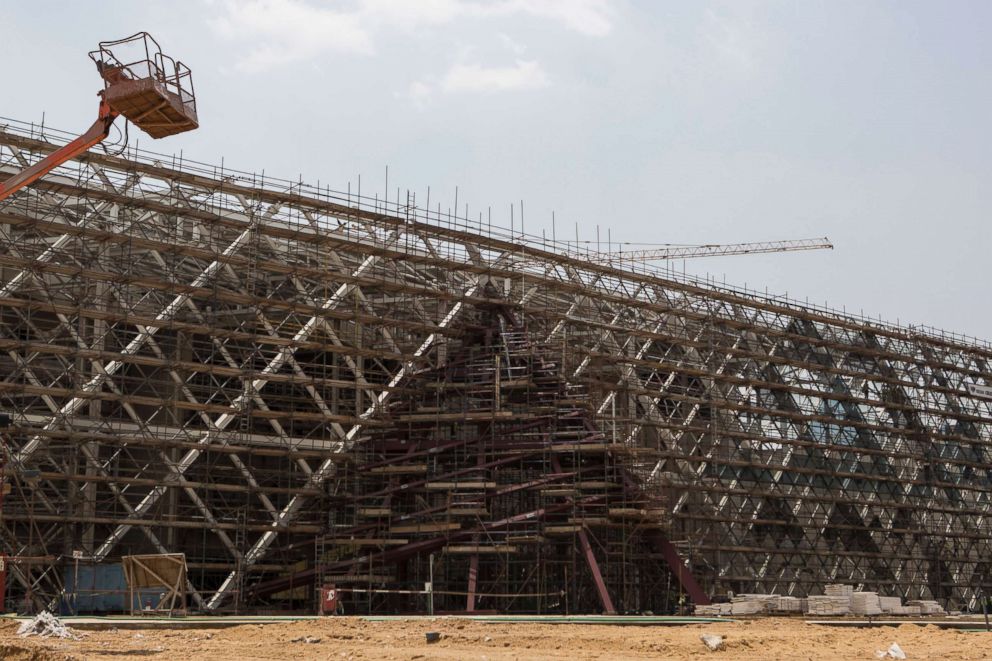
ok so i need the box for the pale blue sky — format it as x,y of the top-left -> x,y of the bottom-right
2,1 -> 990,338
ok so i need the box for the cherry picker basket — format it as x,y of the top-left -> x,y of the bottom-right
89,32 -> 198,138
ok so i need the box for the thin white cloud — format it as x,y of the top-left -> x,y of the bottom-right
404,57 -> 547,107
209,0 -> 373,72
506,0 -> 613,37
441,60 -> 549,93
357,0 -> 466,30
208,0 -> 614,72
498,33 -> 528,56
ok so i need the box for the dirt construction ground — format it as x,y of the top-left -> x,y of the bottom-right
1,616 -> 990,660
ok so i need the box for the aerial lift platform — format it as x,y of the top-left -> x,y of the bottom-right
0,32 -> 197,202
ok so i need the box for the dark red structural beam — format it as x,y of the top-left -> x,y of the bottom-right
645,530 -> 711,606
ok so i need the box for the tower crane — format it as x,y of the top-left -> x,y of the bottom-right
513,237 -> 833,268
582,237 -> 833,264
0,32 -> 198,204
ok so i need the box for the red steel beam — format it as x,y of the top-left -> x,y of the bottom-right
646,530 -> 711,606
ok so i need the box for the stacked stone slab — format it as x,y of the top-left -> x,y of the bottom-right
770,596 -> 804,613
889,605 -> 923,616
695,588 -> 946,618
697,593 -> 807,616
850,592 -> 882,615
730,594 -> 774,615
876,595 -> 919,615
694,603 -> 733,616
824,584 -> 854,598
907,600 -> 946,616
806,595 -> 851,615
878,596 -> 903,613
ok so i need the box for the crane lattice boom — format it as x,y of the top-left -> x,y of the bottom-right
585,237 -> 833,264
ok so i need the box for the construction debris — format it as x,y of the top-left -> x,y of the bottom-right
16,611 -> 80,640
876,642 -> 907,659
700,634 -> 724,651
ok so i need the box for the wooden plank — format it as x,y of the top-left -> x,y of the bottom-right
393,411 -> 514,423
365,464 -> 428,475
426,481 -> 496,490
328,538 -> 409,547
357,508 -> 391,517
507,535 -> 546,544
608,508 -> 668,519
550,443 -> 609,453
567,517 -> 611,526
501,379 -> 533,388
444,545 -> 518,554
391,522 -> 461,533
540,488 -> 578,496
323,574 -> 394,583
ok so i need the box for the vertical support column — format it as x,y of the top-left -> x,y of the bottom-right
167,330 -> 193,550
354,316 -> 363,417
466,554 -> 479,612
82,278 -> 109,554
0,411 -> 11,611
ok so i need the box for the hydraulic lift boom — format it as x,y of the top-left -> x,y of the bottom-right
0,99 -> 119,202
0,32 -> 198,204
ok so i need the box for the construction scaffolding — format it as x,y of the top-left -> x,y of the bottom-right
0,117 -> 989,614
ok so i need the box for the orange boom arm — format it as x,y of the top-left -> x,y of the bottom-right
0,98 -> 119,203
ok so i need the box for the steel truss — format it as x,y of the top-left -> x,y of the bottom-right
0,118 -> 989,613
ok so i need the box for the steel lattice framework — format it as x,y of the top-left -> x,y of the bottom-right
0,119 -> 989,613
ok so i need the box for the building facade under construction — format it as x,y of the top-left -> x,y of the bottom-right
0,118 -> 990,615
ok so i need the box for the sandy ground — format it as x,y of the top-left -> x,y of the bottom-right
0,616 -> 990,661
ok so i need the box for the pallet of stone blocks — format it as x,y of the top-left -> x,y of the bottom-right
878,596 -> 903,613
906,600 -> 946,616
887,605 -> 922,616
694,603 -> 732,616
730,594 -> 773,615
695,589 -> 945,618
696,594 -> 805,616
768,596 -> 804,613
823,584 -> 854,598
850,592 -> 882,615
805,595 -> 851,615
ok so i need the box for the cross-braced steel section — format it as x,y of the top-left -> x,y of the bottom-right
0,118 -> 989,613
